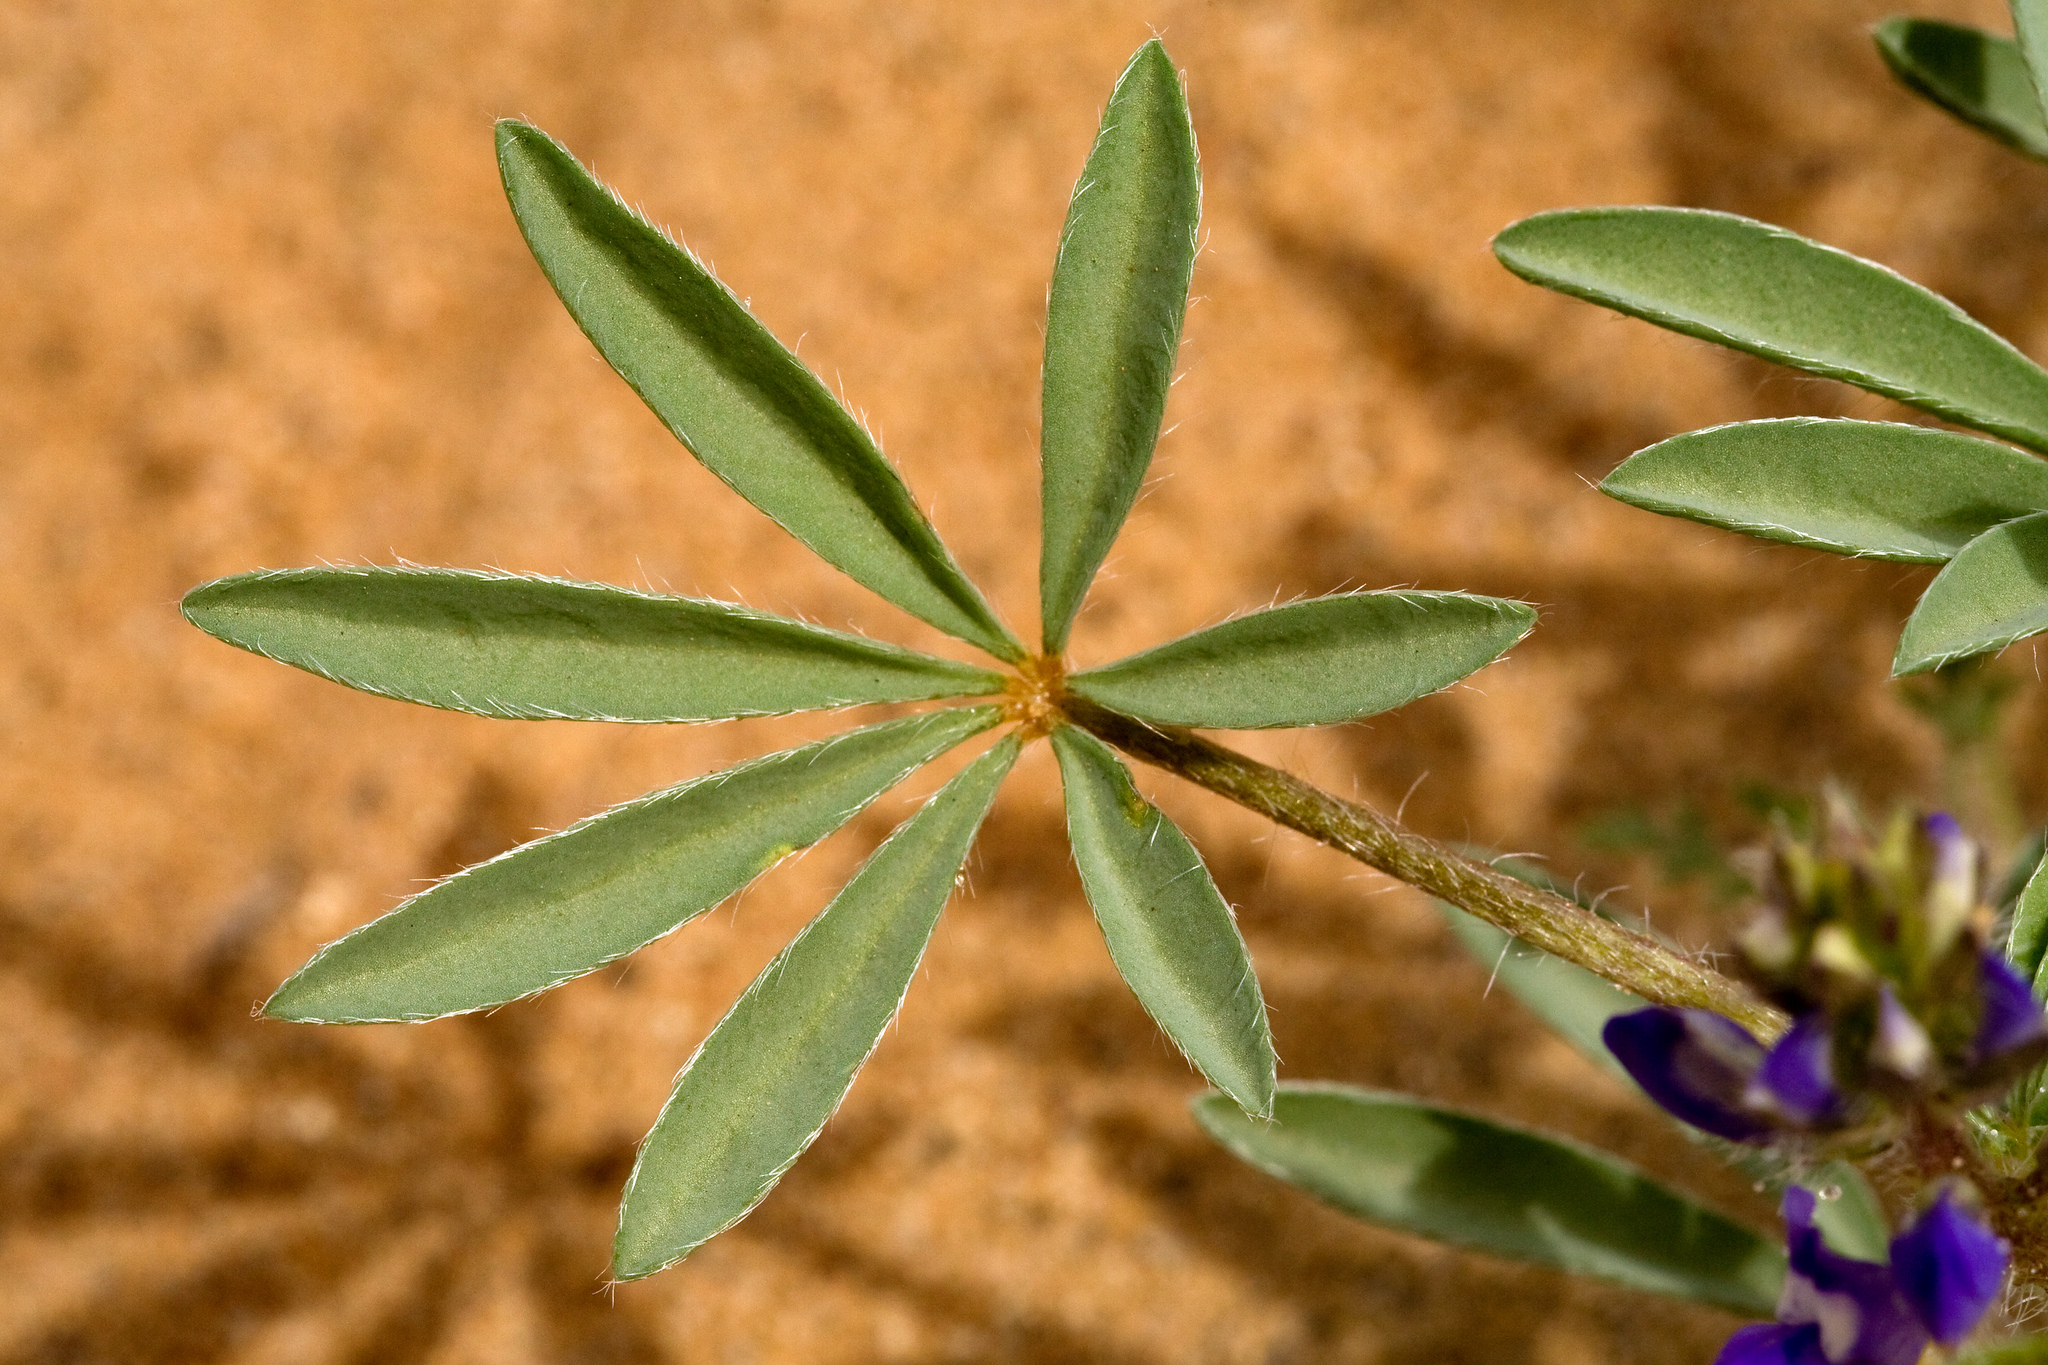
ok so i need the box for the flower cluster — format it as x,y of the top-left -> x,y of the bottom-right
1591,807 -> 2039,1360
1603,810 -> 2048,1145
1721,1187 -> 2006,1365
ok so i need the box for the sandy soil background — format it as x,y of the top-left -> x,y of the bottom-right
8,0 -> 2048,1361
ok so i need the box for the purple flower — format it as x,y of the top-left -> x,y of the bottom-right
1602,1007 -> 1771,1142
1973,951 -> 2048,1065
1716,1324 -> 1828,1365
1749,1014 -> 1847,1126
1924,812 -> 1974,905
1602,1007 -> 1846,1142
1775,1187 -> 1928,1365
1889,1192 -> 2007,1346
1714,1188 -> 2008,1365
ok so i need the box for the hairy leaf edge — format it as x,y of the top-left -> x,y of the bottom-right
261,705 -> 1004,1024
610,732 -> 1021,1278
182,564 -> 1008,722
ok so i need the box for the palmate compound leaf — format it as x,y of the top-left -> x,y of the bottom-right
264,706 -> 1000,1023
1439,899 -> 1889,1262
613,734 -> 1019,1279
1873,17 -> 2048,162
1051,726 -> 1274,1115
1066,591 -> 1536,729
1493,207 -> 2048,454
181,567 -> 1004,721
496,121 -> 1024,664
1601,419 -> 2048,562
1193,1084 -> 1787,1315
1038,39 -> 1200,654
1896,510 -> 2048,673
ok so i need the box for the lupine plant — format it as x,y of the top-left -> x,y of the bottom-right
175,18 -> 2048,1363
181,41 -> 1570,1283
1197,0 -> 2048,1360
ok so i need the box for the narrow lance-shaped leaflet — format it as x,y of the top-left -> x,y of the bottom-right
1038,39 -> 1200,653
613,734 -> 1020,1279
1895,510 -> 2048,674
266,707 -> 1001,1023
1053,726 -> 1274,1115
1872,18 -> 2048,162
497,121 -> 1023,662
1068,591 -> 1535,729
2000,849 -> 2048,1128
1493,207 -> 2048,454
2015,0 -> 2048,127
1194,1084 -> 1786,1316
1601,419 -> 2048,563
182,567 -> 1005,721
2006,847 -> 2048,990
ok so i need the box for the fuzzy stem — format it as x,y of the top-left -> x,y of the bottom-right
1059,694 -> 1787,1040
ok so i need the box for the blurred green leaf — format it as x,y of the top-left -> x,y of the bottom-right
2008,847 -> 2048,988
1602,419 -> 2048,562
1067,592 -> 1535,729
264,707 -> 999,1023
182,567 -> 1004,721
1895,511 -> 2048,673
613,734 -> 1018,1278
1437,901 -> 1644,1079
1052,726 -> 1274,1114
1873,18 -> 2048,161
1493,207 -> 2048,452
1039,39 -> 1199,654
1960,1333 -> 2048,1364
496,120 -> 1022,662
2016,0 -> 2048,124
1579,802 -> 1755,903
1193,1084 -> 1785,1314
1899,654 -> 2025,748
1801,1163 -> 1892,1264
2001,826 -> 2048,915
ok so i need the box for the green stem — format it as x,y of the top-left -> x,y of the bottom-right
1059,694 -> 1787,1040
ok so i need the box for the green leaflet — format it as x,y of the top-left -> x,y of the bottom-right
1067,592 -> 1535,729
1801,1164 -> 1893,1264
2008,848 -> 2048,989
1051,727 -> 1274,1115
496,121 -> 1023,663
264,707 -> 999,1023
1438,902 -> 1643,1081
181,567 -> 1004,721
2016,0 -> 2048,126
1493,207 -> 2048,454
1039,39 -> 1200,653
1896,510 -> 2048,673
1873,18 -> 2048,162
613,734 -> 1019,1279
1602,419 -> 2048,562
1194,1084 -> 1785,1315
